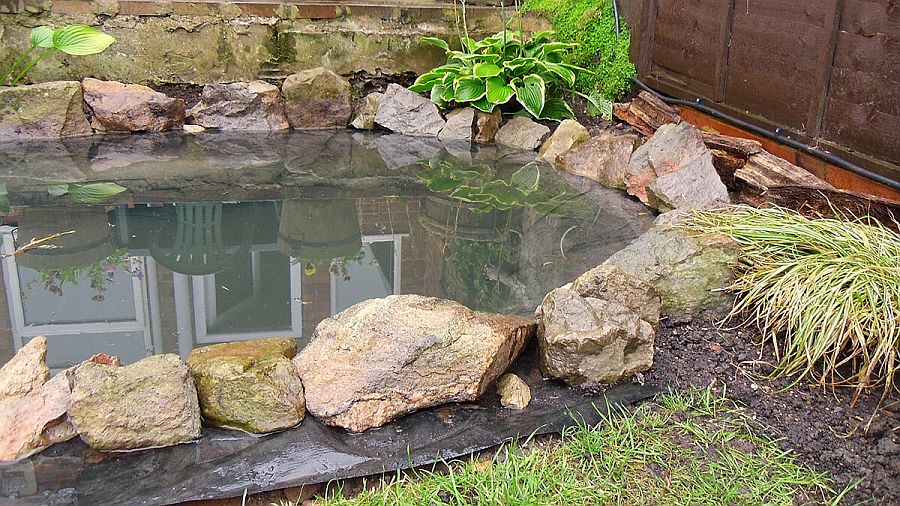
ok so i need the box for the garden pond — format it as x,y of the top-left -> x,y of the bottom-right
0,130 -> 655,504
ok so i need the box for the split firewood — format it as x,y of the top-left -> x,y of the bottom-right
613,91 -> 680,137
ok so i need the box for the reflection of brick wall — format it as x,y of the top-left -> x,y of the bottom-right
355,198 -> 428,296
301,264 -> 331,338
155,263 -> 178,355
0,266 -> 13,364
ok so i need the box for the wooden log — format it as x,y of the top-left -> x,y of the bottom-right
738,186 -> 900,231
613,91 -> 680,136
702,133 -> 762,158
735,151 -> 833,193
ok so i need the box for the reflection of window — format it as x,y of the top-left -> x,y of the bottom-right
0,226 -> 158,370
331,234 -> 404,315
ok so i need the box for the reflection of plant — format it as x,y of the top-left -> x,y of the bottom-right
409,7 -> 611,120
444,237 -> 515,312
48,182 -> 127,204
297,250 -> 367,281
417,156 -> 582,215
0,25 -> 116,86
26,249 -> 142,301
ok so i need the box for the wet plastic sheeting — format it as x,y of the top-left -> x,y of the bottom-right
1,351 -> 655,505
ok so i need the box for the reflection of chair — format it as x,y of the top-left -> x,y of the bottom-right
150,203 -> 252,275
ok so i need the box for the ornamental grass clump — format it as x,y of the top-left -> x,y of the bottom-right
691,206 -> 900,400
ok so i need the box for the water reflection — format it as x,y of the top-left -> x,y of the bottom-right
0,143 -> 654,369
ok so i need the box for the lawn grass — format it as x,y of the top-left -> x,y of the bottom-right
277,388 -> 836,506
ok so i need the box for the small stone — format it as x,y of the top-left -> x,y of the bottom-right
82,78 -> 185,132
646,151 -> 730,211
496,373 -> 531,410
438,107 -> 475,142
293,295 -> 534,432
0,81 -> 92,140
186,81 -> 289,131
374,84 -> 445,137
536,119 -> 589,164
183,124 -> 206,134
68,354 -> 201,451
282,68 -> 353,130
0,336 -> 49,402
187,338 -> 305,433
349,92 -> 384,130
495,116 -> 551,150
474,108 -> 502,144
556,132 -> 639,188
91,0 -> 119,16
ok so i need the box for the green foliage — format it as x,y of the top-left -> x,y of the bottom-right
410,29 -> 611,120
523,0 -> 635,100
0,184 -> 9,216
417,155 -> 584,215
26,248 -> 132,301
294,387 -> 832,506
47,182 -> 127,203
690,206 -> 900,399
0,24 -> 116,86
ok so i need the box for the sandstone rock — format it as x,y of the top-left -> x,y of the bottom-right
646,151 -> 729,211
187,338 -> 305,433
604,212 -> 740,316
438,107 -> 475,142
556,132 -> 639,188
0,336 -> 49,402
282,68 -> 353,129
537,265 -> 659,387
82,78 -> 185,132
474,108 -> 502,144
536,119 -> 589,164
293,294 -> 534,432
350,92 -> 384,130
496,373 -> 531,410
495,116 -> 551,150
625,122 -> 708,203
68,354 -> 201,451
0,371 -> 75,462
0,81 -> 92,139
183,124 -> 206,134
186,81 -> 289,131
374,84 -> 445,136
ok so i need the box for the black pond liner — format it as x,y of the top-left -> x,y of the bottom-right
2,350 -> 656,505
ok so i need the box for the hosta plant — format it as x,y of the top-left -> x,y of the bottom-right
409,29 -> 612,121
0,24 -> 116,86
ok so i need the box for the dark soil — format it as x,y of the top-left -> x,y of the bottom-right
646,315 -> 900,505
152,83 -> 203,109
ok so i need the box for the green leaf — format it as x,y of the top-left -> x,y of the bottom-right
540,97 -> 575,121
472,63 -> 502,78
485,77 -> 515,105
52,25 -> 116,56
0,184 -> 9,216
49,182 -> 126,203
471,97 -> 495,113
511,163 -> 540,192
515,74 -> 546,119
30,26 -> 54,48
585,92 -> 614,120
430,84 -> 448,108
409,69 -> 449,92
419,36 -> 450,52
541,62 -> 576,88
47,184 -> 69,196
454,76 -> 486,102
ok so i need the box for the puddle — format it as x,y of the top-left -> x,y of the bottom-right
0,131 -> 655,504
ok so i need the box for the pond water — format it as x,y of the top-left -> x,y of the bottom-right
0,131 -> 654,369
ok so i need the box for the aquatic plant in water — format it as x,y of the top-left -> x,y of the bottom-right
690,206 -> 900,401
0,25 -> 115,86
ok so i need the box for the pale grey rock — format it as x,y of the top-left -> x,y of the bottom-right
495,116 -> 551,150
374,84 -> 445,136
625,122 -> 708,203
186,81 -> 289,131
438,107 -> 475,142
646,151 -> 729,211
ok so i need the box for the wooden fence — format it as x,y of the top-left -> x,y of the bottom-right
627,0 -> 899,183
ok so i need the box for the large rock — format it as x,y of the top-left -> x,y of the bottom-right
68,354 -> 201,451
604,212 -> 740,316
82,78 -> 185,132
536,119 -> 589,164
186,338 -> 305,433
293,294 -> 534,432
495,116 -> 551,150
0,371 -> 75,462
537,265 -> 659,387
186,81 -> 289,131
625,122 -> 708,203
474,108 -> 502,144
0,81 -> 92,139
282,68 -> 353,129
350,92 -> 383,130
438,107 -> 475,142
374,84 -> 445,136
556,132 -> 639,188
646,151 -> 729,211
0,336 -> 49,402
